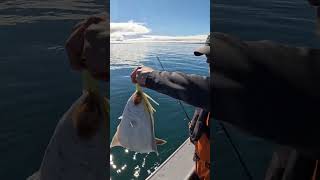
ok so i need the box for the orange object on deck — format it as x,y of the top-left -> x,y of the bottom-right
193,112 -> 211,180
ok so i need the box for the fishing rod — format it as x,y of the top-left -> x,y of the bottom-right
155,56 -> 191,121
156,56 -> 253,180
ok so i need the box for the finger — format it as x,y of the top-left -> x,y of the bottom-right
84,16 -> 105,27
72,19 -> 86,31
135,65 -> 143,71
130,68 -> 139,84
136,69 -> 142,75
132,66 -> 143,83
73,16 -> 103,32
65,28 -> 86,70
66,18 -> 93,70
136,69 -> 146,87
66,15 -> 106,70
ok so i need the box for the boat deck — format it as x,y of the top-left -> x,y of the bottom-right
146,138 -> 195,180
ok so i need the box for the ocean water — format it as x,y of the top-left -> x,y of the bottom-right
213,0 -> 320,180
1,0 -> 319,180
107,42 -> 272,180
214,0 -> 319,46
110,43 -> 209,180
0,1 -> 105,179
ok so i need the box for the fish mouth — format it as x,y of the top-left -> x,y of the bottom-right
133,91 -> 142,105
71,92 -> 102,139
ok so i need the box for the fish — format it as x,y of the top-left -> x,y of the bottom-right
27,70 -> 109,180
110,84 -> 166,155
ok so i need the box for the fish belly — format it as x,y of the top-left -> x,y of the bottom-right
39,92 -> 107,180
115,95 -> 157,153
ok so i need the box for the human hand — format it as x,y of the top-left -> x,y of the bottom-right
65,15 -> 109,81
130,66 -> 154,87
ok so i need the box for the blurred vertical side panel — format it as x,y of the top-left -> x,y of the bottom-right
210,0 -> 214,179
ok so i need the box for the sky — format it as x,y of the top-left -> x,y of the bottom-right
110,0 -> 210,42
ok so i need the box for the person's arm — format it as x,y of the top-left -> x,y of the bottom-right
146,70 -> 210,110
213,32 -> 320,153
131,67 -> 211,111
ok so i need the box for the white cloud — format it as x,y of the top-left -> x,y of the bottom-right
110,21 -> 151,41
110,21 -> 207,43
136,35 -> 207,42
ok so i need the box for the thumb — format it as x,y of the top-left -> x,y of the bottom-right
130,67 -> 141,83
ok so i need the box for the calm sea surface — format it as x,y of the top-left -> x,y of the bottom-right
110,43 -> 209,179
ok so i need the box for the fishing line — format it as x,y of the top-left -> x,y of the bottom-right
155,56 -> 191,121
156,55 -> 252,180
217,121 -> 253,180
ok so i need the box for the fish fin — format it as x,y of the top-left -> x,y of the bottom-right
110,132 -> 121,147
142,94 -> 156,114
136,84 -> 158,114
143,93 -> 158,113
155,138 -> 167,145
144,93 -> 159,106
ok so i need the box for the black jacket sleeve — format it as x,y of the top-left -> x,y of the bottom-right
145,70 -> 210,111
213,32 -> 320,154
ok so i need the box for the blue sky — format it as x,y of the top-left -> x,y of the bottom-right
110,0 -> 209,36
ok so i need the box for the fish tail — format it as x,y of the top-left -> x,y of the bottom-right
155,138 -> 167,145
